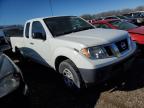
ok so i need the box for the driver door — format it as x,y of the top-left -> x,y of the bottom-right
28,21 -> 48,65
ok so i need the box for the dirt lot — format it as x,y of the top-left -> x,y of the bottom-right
7,51 -> 144,108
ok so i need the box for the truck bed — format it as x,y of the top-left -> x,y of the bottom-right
10,36 -> 24,52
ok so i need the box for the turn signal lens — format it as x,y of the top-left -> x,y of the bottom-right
81,48 -> 90,58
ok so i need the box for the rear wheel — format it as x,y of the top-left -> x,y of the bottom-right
59,59 -> 84,90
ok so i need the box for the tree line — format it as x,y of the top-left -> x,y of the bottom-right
81,6 -> 144,20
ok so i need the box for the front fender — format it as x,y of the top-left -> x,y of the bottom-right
51,47 -> 94,70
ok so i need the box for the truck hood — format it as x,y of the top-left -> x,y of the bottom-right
56,28 -> 128,47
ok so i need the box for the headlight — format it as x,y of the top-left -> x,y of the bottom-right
0,73 -> 20,98
81,46 -> 108,59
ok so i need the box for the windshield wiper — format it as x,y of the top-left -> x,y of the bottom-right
72,26 -> 94,32
55,31 -> 74,37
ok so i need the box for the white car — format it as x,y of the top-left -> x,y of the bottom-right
10,16 -> 136,89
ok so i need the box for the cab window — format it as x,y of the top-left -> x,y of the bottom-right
32,21 -> 46,40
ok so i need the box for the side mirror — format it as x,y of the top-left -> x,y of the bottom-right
32,32 -> 46,40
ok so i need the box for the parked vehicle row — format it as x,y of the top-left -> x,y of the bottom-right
103,16 -> 138,25
123,11 -> 144,24
89,11 -> 144,26
10,16 -> 136,90
91,19 -> 144,51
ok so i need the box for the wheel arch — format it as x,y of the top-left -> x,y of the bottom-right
55,57 -> 86,88
55,56 -> 70,72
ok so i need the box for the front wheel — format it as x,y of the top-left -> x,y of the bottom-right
59,59 -> 84,90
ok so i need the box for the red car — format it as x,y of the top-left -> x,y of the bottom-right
91,19 -> 144,49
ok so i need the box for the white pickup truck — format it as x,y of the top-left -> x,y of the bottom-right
10,16 -> 136,89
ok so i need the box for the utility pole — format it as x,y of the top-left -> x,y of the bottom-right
49,0 -> 53,16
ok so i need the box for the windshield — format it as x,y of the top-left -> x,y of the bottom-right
109,20 -> 138,30
43,16 -> 94,37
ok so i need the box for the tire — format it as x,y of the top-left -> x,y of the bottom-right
59,59 -> 84,90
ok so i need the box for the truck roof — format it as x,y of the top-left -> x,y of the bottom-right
26,16 -> 77,22
27,16 -> 76,22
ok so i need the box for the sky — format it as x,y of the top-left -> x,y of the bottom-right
0,0 -> 144,25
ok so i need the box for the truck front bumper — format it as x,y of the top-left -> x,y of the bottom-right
79,52 -> 135,87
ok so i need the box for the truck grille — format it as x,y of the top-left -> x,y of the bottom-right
104,38 -> 129,57
115,39 -> 129,53
104,46 -> 113,56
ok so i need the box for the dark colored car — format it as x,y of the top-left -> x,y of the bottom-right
91,19 -> 144,50
104,16 -> 120,20
0,31 -> 11,52
104,16 -> 137,25
116,15 -> 138,25
0,53 -> 28,105
123,12 -> 144,25
0,27 -> 23,46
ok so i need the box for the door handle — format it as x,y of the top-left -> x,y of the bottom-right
30,42 -> 34,45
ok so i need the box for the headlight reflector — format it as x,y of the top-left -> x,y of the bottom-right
81,46 -> 108,59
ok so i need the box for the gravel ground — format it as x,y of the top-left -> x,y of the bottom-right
6,51 -> 144,108
95,54 -> 144,108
